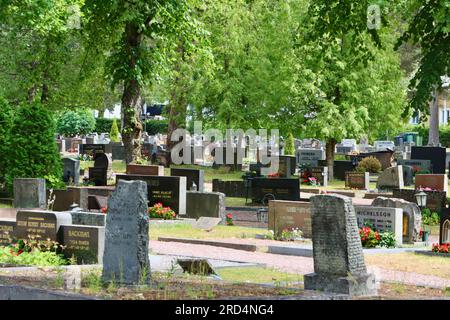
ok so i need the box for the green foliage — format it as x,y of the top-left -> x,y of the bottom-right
110,118 -> 120,142
0,97 -> 13,186
144,119 -> 168,135
0,247 -> 67,267
284,133 -> 295,156
56,109 -> 96,137
421,208 -> 440,226
5,101 -> 62,191
379,232 -> 397,248
356,156 -> 382,173
95,117 -> 115,133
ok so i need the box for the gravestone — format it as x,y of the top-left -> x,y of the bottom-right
372,197 -> 422,243
393,189 -> 447,213
345,172 -> 369,190
88,167 -> 107,186
374,141 -> 395,152
58,225 -> 105,264
250,178 -> 300,204
310,167 -> 328,186
193,217 -> 222,231
376,166 -> 404,190
126,164 -> 164,176
13,178 -> 46,209
296,148 -> 325,167
111,143 -> 126,161
69,211 -> 106,227
212,179 -> 246,198
354,206 -> 403,245
440,208 -> 450,245
277,155 -> 297,178
62,158 -> 80,185
116,174 -> 186,215
171,168 -> 205,192
304,195 -> 377,296
415,174 -> 448,194
102,180 -> 150,285
321,160 -> 357,180
402,165 -> 414,186
411,146 -> 446,174
397,159 -> 432,174
268,200 -> 312,238
15,210 -> 72,241
79,144 -> 106,156
0,220 -> 15,245
185,192 -> 225,222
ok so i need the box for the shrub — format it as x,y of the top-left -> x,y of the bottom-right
5,101 -> 63,191
356,156 -> 382,173
432,243 -> 449,253
148,203 -> 176,220
110,118 -> 120,142
56,109 -> 96,137
379,232 -> 396,248
421,208 -> 440,225
284,133 -> 295,156
95,117 -> 115,133
0,98 -> 13,186
144,119 -> 168,135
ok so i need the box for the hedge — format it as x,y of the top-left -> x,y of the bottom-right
94,117 -> 168,135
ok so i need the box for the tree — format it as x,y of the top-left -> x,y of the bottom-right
83,0 -> 203,164
397,0 -> 450,146
284,133 -> 295,156
0,97 -> 13,188
56,109 -> 96,137
5,101 -> 63,192
110,118 -> 120,142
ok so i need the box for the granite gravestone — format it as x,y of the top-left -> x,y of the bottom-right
193,217 -> 222,231
304,195 -> 377,296
126,164 -> 164,176
171,168 -> 205,192
376,166 -> 404,190
296,148 -> 325,167
402,165 -> 414,186
372,197 -> 422,243
102,180 -> 150,285
58,225 -> 105,264
277,156 -> 297,178
116,174 -> 187,215
320,160 -> 357,180
415,174 -> 448,194
310,167 -> 328,187
397,159 -> 432,174
354,206 -> 403,245
13,178 -> 46,209
15,210 -> 72,241
345,172 -> 370,190
0,220 -> 15,245
250,178 -> 300,204
88,153 -> 111,186
62,158 -> 80,185
268,200 -> 312,238
411,146 -> 446,174
111,143 -> 126,161
79,144 -> 106,156
185,192 -> 225,222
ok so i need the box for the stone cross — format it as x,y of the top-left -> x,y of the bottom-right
102,180 -> 150,285
304,194 -> 377,296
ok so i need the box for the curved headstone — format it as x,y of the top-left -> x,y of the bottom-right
376,166 -> 404,190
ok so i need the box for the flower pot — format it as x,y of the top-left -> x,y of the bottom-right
422,231 -> 430,242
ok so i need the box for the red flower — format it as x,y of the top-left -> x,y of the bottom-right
101,207 -> 107,214
17,249 -> 23,255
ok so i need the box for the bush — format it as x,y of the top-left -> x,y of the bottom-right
110,118 -> 120,142
284,133 -> 295,156
95,117 -> 116,133
56,109 -> 96,137
379,232 -> 396,248
148,203 -> 176,219
5,101 -> 63,191
356,156 -> 382,173
0,98 -> 13,186
421,208 -> 440,225
359,227 -> 381,248
144,119 -> 168,135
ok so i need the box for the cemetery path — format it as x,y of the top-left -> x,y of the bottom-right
151,241 -> 450,288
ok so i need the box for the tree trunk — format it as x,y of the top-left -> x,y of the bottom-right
326,138 -> 336,181
428,89 -> 440,146
121,22 -> 143,164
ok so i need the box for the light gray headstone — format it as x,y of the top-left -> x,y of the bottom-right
376,166 -> 404,190
304,194 -> 377,296
102,180 -> 150,285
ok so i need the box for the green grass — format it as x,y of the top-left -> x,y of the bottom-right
217,267 -> 303,285
149,223 -> 269,240
0,203 -> 12,209
168,164 -> 244,182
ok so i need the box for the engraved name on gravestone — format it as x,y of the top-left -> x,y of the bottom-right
304,195 -> 377,296
13,178 -> 46,209
15,210 -> 72,241
0,220 -> 15,245
102,180 -> 150,285
354,206 -> 403,245
268,200 -> 312,238
58,225 -> 105,264
345,172 -> 370,190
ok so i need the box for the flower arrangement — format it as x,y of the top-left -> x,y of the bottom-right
148,203 -> 177,220
432,243 -> 449,254
101,207 -> 107,214
279,227 -> 303,241
307,177 -> 317,186
268,172 -> 281,178
359,227 -> 396,248
226,213 -> 234,226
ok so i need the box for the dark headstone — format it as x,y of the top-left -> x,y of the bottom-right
13,178 -> 46,209
58,225 -> 105,264
88,167 -> 107,186
185,192 -> 225,222
277,156 -> 296,178
62,158 -> 80,185
102,180 -> 150,285
310,167 -> 328,186
296,148 -> 325,167
211,179 -> 246,198
411,146 -> 446,174
397,159 -> 432,174
250,178 -> 300,204
171,168 -> 205,192
324,160 -> 357,181
69,211 -> 105,227
111,143 -> 126,161
116,174 -> 186,215
304,195 -> 377,296
15,210 -> 72,241
402,165 -> 414,186
79,144 -> 106,156
177,258 -> 216,275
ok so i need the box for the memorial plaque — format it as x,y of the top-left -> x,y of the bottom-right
62,158 -> 80,185
116,174 -> 186,215
397,159 -> 432,173
250,178 -> 300,204
186,192 -> 225,221
15,210 -> 72,241
58,225 -> 105,264
102,180 -> 150,285
79,144 -> 106,156
345,172 -> 369,190
13,178 -> 46,209
88,167 -> 108,186
126,164 -> 165,176
415,174 -> 448,194
277,156 -> 296,178
0,220 -> 15,245
296,148 -> 325,167
171,168 -> 204,192
310,167 -> 328,187
193,217 -> 222,231
411,146 -> 446,174
268,200 -> 312,238
354,206 -> 403,245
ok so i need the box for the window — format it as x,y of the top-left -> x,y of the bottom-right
443,220 -> 450,244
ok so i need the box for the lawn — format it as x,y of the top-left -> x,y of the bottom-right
0,203 -> 12,209
217,267 -> 303,285
365,252 -> 450,279
149,223 -> 270,241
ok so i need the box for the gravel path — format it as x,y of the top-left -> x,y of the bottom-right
150,241 -> 450,288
